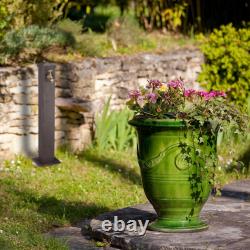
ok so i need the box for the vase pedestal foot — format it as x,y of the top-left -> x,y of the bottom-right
148,218 -> 208,233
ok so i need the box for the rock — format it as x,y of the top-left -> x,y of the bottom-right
55,131 -> 65,140
56,98 -> 93,113
55,88 -> 72,98
13,94 -> 38,105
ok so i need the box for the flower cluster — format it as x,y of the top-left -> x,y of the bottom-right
127,78 -> 247,132
184,90 -> 226,100
127,79 -> 227,118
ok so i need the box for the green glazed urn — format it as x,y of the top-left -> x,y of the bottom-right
129,118 -> 214,232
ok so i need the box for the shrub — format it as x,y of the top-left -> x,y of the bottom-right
1,0 -> 68,29
134,0 -> 188,31
0,25 -> 75,62
57,19 -> 83,35
75,31 -> 111,57
198,24 -> 250,105
0,3 -> 11,40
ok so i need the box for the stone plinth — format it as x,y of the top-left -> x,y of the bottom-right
88,197 -> 250,250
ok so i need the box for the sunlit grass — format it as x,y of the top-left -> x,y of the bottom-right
0,149 -> 146,249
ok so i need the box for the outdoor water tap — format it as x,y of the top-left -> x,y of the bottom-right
46,69 -> 54,84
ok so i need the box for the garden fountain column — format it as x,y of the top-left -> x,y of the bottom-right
33,63 -> 60,166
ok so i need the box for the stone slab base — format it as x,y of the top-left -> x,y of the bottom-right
88,197 -> 250,250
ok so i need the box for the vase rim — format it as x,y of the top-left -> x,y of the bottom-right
129,118 -> 186,127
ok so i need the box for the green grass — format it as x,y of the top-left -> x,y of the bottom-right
0,149 -> 146,249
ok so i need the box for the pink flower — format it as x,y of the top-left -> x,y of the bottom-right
167,79 -> 184,89
128,90 -> 141,100
184,89 -> 196,97
216,91 -> 227,97
147,79 -> 162,89
197,90 -> 227,100
197,90 -> 209,98
146,93 -> 158,104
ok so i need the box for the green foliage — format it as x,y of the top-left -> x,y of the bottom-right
57,18 -> 83,35
1,0 -> 69,29
0,4 -> 194,63
198,24 -> 250,105
56,19 -> 109,57
83,5 -> 120,32
105,11 -> 157,52
135,0 -> 188,31
0,25 -> 75,62
75,31 -> 111,57
95,97 -> 136,153
217,97 -> 250,176
0,3 -> 11,40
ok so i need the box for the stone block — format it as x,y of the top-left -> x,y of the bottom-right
55,88 -> 72,98
10,134 -> 38,155
13,94 -> 38,105
55,118 -> 68,131
10,86 -> 38,95
96,58 -> 122,74
116,87 -> 129,99
55,131 -> 65,140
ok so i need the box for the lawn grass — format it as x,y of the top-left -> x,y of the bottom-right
0,148 -> 146,249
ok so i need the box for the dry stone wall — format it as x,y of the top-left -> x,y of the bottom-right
0,48 -> 203,158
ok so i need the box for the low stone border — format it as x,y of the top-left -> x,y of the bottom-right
221,180 -> 250,200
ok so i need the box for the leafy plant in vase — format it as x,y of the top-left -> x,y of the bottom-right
127,79 -> 247,232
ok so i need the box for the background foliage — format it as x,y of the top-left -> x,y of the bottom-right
198,24 -> 250,105
0,25 -> 75,64
0,0 -> 69,29
94,98 -> 136,153
134,0 -> 188,32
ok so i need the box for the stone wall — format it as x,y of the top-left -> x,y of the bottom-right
0,48 -> 203,158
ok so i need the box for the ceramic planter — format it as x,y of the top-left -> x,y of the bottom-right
129,118 -> 215,232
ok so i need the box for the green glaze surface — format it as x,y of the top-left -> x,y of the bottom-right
129,118 -> 213,232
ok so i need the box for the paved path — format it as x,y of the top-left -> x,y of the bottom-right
46,179 -> 250,250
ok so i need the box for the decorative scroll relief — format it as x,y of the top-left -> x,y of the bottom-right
138,143 -> 191,171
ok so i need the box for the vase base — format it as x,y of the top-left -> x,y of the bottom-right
148,218 -> 208,233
